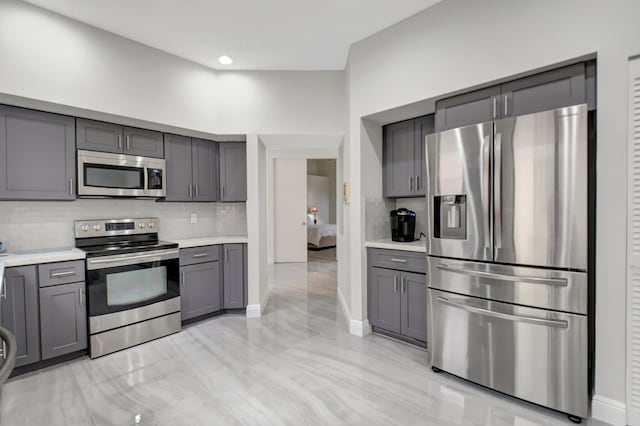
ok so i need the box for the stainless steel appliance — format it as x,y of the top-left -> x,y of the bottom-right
75,218 -> 180,358
425,104 -> 591,420
77,150 -> 166,198
390,208 -> 417,242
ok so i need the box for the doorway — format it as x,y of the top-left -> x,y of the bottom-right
306,159 -> 337,262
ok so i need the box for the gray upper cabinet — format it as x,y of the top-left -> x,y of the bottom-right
1,266 -> 40,367
223,244 -> 245,309
219,143 -> 247,202
77,118 -> 163,158
400,272 -> 427,342
369,267 -> 401,334
164,134 -> 193,202
192,138 -> 218,202
435,61 -> 593,131
435,86 -> 501,132
383,115 -> 433,198
180,260 -> 223,321
164,134 -> 218,202
501,63 -> 587,118
123,126 -> 164,158
0,105 -> 76,201
76,118 -> 123,154
39,281 -> 87,360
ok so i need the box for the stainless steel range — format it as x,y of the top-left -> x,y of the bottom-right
75,218 -> 180,358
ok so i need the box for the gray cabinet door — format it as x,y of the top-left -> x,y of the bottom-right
400,272 -> 427,342
383,119 -> 415,198
501,63 -> 586,118
164,134 -> 193,202
76,118 -> 123,154
219,143 -> 247,202
1,266 -> 40,367
192,138 -> 218,202
223,244 -> 245,309
413,115 -> 434,196
0,106 -> 76,201
369,267 -> 401,334
123,126 -> 164,158
435,86 -> 501,131
180,261 -> 222,321
39,282 -> 87,360
243,244 -> 248,307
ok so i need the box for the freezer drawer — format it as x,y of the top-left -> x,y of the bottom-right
427,257 -> 587,314
428,288 -> 588,418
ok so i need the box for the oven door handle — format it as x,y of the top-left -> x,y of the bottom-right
87,249 -> 179,270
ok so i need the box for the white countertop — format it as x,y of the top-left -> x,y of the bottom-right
172,236 -> 248,248
364,238 -> 427,253
0,248 -> 87,291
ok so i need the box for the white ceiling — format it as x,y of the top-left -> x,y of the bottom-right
24,0 -> 441,70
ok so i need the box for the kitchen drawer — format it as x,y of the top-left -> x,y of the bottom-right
38,260 -> 85,287
180,245 -> 220,266
368,248 -> 426,274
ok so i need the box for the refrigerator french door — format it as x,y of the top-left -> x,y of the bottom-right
425,104 -> 589,419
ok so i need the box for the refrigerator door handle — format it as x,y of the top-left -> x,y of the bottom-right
436,296 -> 569,328
482,135 -> 491,249
435,263 -> 568,286
494,131 -> 503,249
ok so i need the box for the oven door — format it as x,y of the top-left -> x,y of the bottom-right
86,249 -> 179,332
77,150 -> 166,197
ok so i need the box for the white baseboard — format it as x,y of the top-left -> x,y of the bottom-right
592,395 -> 626,426
349,319 -> 372,337
337,286 -> 351,326
246,288 -> 271,318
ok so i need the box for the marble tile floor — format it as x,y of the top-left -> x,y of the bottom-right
0,258 -> 608,426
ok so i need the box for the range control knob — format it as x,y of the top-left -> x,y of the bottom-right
139,223 -> 146,229
81,225 -> 90,232
93,224 -> 101,231
148,222 -> 154,229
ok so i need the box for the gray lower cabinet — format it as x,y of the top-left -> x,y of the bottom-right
383,115 -> 433,198
76,118 -> 163,158
0,105 -> 76,201
219,143 -> 247,202
1,266 -> 40,367
39,282 -> 87,360
368,249 -> 427,343
223,244 -> 246,309
164,134 -> 218,202
180,259 -> 222,321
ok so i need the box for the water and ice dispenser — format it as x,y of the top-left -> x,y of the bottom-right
433,195 -> 466,239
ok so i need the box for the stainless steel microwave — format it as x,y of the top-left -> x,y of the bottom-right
77,150 -> 166,198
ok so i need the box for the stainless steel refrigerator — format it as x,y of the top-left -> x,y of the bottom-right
425,104 -> 590,419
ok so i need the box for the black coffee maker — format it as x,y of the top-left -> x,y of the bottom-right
390,208 -> 416,242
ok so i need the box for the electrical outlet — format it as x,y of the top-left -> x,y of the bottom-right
190,213 -> 198,224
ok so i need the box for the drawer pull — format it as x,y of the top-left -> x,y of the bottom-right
391,258 -> 407,263
51,270 -> 76,278
193,253 -> 209,258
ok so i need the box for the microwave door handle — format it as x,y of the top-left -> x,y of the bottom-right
143,165 -> 149,195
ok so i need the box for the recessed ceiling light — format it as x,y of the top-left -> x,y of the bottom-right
218,55 -> 233,65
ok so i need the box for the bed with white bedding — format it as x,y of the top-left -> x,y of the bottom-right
307,223 -> 337,250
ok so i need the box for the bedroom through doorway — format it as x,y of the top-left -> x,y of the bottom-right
306,159 -> 337,262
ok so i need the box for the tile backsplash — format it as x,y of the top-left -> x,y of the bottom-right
365,196 -> 428,241
0,200 -> 246,251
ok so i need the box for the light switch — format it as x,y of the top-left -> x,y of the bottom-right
190,213 -> 198,224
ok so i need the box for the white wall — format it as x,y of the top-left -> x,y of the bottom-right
346,0 -> 640,422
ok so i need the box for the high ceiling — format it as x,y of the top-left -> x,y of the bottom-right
24,0 -> 442,70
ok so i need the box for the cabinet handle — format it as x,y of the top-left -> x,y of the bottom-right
221,185 -> 225,200
409,177 -> 413,192
393,276 -> 398,293
504,95 -> 508,116
0,341 -> 5,360
79,288 -> 84,306
126,135 -> 131,151
51,270 -> 76,278
401,277 -> 406,293
182,271 -> 185,286
1,277 -> 6,300
391,258 -> 407,263
189,185 -> 193,199
118,134 -> 123,150
415,176 -> 420,191
195,185 -> 199,198
492,97 -> 497,118
69,178 -> 74,195
225,248 -> 228,262
193,253 -> 208,258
